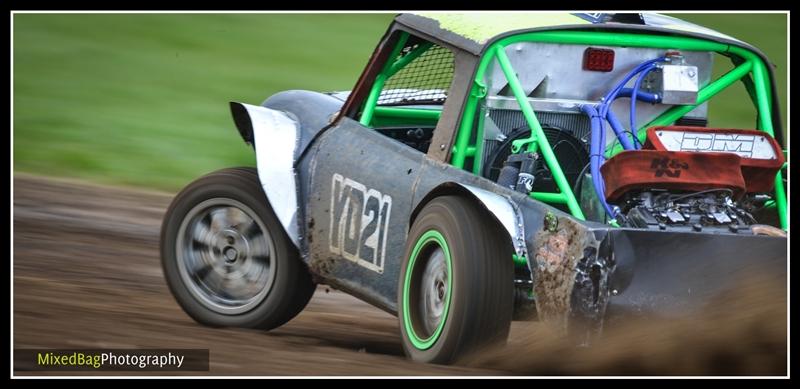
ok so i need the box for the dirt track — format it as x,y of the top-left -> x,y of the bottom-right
12,174 -> 788,376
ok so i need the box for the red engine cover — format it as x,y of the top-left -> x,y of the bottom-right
644,126 -> 784,193
601,150 -> 746,202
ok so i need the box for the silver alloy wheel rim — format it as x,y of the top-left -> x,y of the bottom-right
176,198 -> 276,315
419,246 -> 448,336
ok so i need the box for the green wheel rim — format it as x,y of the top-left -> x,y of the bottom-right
402,229 -> 453,350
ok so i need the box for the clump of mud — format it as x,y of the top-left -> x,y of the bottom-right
467,276 -> 787,376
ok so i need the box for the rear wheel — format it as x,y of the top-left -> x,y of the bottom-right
160,167 -> 315,329
398,196 -> 514,364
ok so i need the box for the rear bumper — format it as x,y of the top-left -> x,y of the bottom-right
607,229 -> 786,315
526,215 -> 787,334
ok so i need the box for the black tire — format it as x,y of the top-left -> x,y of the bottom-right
398,195 -> 514,364
160,167 -> 315,330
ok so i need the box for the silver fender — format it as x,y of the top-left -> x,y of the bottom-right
460,185 -> 528,262
230,102 -> 300,248
414,183 -> 528,264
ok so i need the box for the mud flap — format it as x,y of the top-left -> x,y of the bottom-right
531,216 -> 613,341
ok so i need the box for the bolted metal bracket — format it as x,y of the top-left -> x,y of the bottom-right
471,80 -> 488,99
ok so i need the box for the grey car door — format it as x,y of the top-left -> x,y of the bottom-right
299,117 -> 426,312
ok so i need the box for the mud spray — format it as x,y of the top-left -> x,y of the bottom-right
466,274 -> 787,375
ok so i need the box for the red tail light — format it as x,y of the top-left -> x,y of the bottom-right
583,47 -> 615,72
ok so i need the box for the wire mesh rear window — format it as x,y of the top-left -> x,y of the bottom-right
377,43 -> 455,106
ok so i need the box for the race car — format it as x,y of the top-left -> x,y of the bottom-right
160,12 -> 788,364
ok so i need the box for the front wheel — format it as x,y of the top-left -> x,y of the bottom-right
160,167 -> 315,330
398,195 -> 514,364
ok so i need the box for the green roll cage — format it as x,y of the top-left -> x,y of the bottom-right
360,30 -> 788,230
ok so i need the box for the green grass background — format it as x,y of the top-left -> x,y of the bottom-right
13,13 -> 787,191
